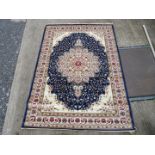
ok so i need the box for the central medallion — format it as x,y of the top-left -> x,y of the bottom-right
48,33 -> 109,110
57,39 -> 100,99
57,39 -> 100,84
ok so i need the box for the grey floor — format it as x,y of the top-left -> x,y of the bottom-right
1,19 -> 155,135
0,20 -> 26,134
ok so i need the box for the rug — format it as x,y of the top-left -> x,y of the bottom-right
23,24 -> 134,131
119,46 -> 155,97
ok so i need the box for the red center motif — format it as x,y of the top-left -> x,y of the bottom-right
75,61 -> 82,66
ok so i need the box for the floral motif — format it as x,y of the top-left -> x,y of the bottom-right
48,33 -> 109,110
57,39 -> 100,84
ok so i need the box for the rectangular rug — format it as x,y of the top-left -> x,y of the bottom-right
23,24 -> 134,131
119,46 -> 155,97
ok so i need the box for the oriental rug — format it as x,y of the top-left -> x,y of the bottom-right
23,24 -> 134,131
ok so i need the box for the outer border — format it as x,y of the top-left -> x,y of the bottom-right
112,25 -> 135,130
22,24 -> 135,131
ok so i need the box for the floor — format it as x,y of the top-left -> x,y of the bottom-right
0,20 -> 26,134
1,19 -> 155,135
